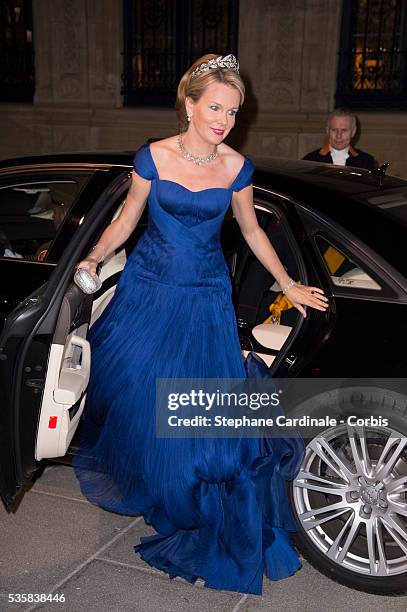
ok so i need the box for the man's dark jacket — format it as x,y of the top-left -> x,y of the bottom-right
303,145 -> 376,171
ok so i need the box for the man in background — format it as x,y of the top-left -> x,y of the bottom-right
303,108 -> 376,170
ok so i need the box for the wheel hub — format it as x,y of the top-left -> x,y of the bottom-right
358,476 -> 387,508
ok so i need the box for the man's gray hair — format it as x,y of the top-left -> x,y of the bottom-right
327,107 -> 357,131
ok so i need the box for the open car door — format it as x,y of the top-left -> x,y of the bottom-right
0,171 -> 131,508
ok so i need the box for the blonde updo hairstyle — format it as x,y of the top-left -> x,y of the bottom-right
176,54 -> 245,133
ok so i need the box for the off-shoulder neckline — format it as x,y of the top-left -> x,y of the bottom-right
144,142 -> 250,193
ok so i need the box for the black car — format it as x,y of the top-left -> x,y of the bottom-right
0,153 -> 406,595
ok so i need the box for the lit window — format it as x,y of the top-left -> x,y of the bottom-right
336,0 -> 407,109
122,0 -> 239,107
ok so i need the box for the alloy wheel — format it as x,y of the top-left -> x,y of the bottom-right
292,423 -> 407,577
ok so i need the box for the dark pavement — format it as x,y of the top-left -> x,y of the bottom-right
1,465 -> 406,612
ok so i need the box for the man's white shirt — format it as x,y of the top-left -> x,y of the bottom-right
330,147 -> 349,166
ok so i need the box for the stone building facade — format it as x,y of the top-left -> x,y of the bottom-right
1,0 -> 407,177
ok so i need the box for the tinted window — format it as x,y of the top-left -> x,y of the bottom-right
315,236 -> 381,291
0,177 -> 88,261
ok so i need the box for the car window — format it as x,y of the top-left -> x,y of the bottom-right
0,177 -> 89,261
315,236 -> 381,291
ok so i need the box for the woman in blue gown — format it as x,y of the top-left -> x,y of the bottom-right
73,53 -> 328,595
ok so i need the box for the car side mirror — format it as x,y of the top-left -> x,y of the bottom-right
372,162 -> 389,177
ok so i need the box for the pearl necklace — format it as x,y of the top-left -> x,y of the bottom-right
178,135 -> 218,166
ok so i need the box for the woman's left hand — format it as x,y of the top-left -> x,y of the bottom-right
285,284 -> 329,318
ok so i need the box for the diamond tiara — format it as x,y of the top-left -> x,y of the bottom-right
190,54 -> 240,79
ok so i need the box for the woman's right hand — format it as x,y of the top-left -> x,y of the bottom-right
75,257 -> 98,277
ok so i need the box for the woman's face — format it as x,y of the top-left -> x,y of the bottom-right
185,81 -> 241,145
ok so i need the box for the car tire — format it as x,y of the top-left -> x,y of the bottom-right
288,385 -> 407,595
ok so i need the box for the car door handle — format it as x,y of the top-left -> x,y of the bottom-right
53,334 -> 91,404
25,378 -> 45,389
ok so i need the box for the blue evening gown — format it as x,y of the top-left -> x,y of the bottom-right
73,143 -> 305,595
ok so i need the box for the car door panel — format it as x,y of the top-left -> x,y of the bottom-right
36,285 -> 92,460
0,285 -> 52,506
298,207 -> 407,377
0,170 -> 131,508
304,297 -> 407,377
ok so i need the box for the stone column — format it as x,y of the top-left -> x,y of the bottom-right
87,0 -> 123,109
237,0 -> 342,159
300,0 -> 342,112
299,0 -> 342,157
239,0 -> 305,113
237,0 -> 307,157
33,0 -> 90,106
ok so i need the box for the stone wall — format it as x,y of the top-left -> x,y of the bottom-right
1,0 -> 406,177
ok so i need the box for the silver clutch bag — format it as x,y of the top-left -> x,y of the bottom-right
74,268 -> 102,294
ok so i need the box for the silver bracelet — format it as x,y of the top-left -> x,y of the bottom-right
282,278 -> 296,294
90,243 -> 107,262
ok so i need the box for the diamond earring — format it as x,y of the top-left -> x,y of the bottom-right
187,112 -> 192,123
